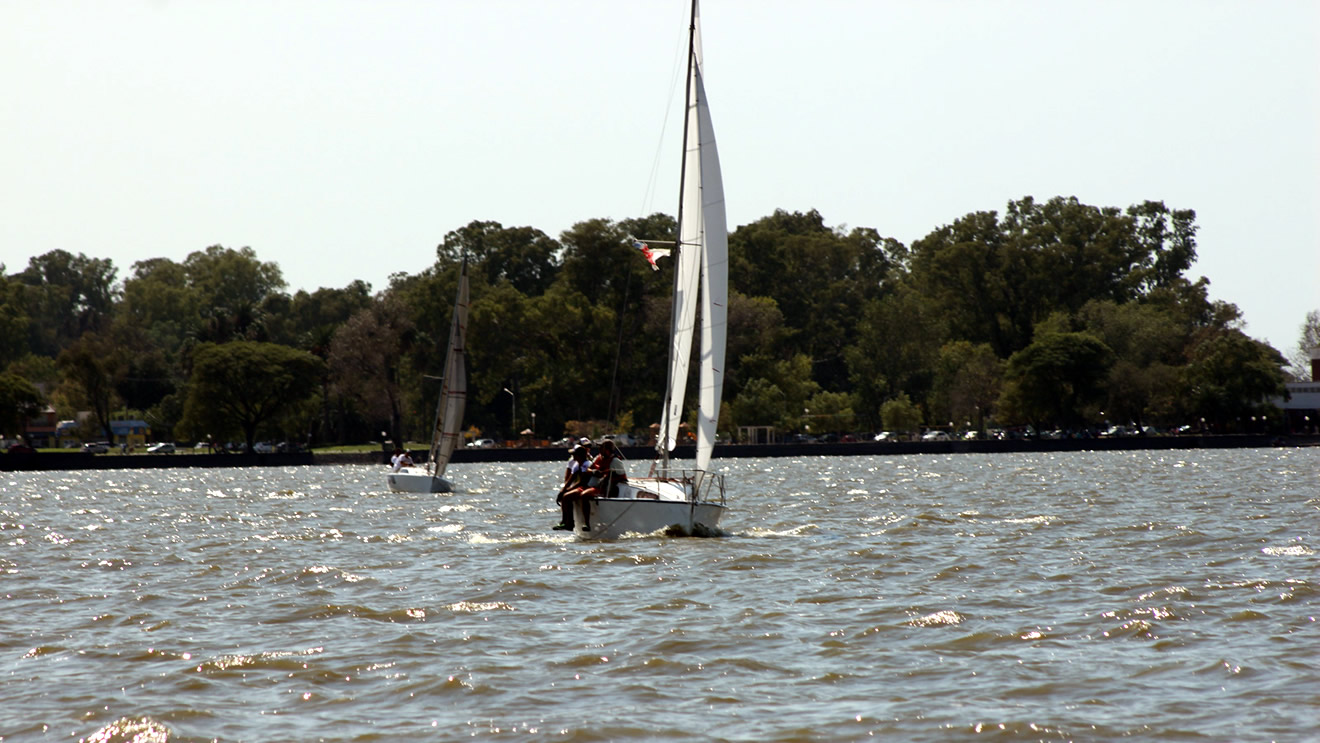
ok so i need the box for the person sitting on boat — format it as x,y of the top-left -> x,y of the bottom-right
553,444 -> 593,530
581,439 -> 628,500
390,448 -> 413,472
557,440 -> 627,531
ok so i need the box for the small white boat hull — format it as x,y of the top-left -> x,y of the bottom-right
387,467 -> 454,493
572,471 -> 725,540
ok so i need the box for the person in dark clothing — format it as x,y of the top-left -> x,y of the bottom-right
577,439 -> 627,500
553,444 -> 592,530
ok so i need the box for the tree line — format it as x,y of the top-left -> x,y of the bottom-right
0,195 -> 1304,452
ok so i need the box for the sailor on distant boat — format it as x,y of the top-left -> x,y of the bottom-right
390,448 -> 413,472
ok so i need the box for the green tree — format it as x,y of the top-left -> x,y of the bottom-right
725,294 -> 788,391
261,280 -> 375,443
183,245 -> 285,312
116,341 -> 175,413
727,355 -> 823,433
1126,200 -> 1199,294
120,257 -> 202,352
5,354 -> 58,391
845,285 -> 944,428
729,378 -> 787,433
0,372 -> 44,443
327,295 -> 415,445
57,334 -> 121,444
998,332 -> 1113,429
438,220 -> 560,296
266,281 -> 374,350
1182,330 -> 1287,430
179,341 -> 324,452
908,196 -> 1200,358
513,283 -> 620,435
1076,300 -> 1186,427
729,209 -> 903,390
14,250 -> 119,356
929,341 -> 1003,432
805,390 -> 856,435
554,216 -> 679,426
880,393 -> 922,436
0,271 -> 33,366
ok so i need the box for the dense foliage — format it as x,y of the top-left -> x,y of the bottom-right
0,196 -> 1299,448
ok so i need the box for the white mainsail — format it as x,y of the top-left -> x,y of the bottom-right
661,0 -> 726,475
428,258 -> 469,477
693,61 -> 727,472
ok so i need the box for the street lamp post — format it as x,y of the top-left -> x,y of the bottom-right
503,387 -> 515,438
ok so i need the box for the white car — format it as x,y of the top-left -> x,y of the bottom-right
467,438 -> 496,449
921,430 -> 951,442
146,442 -> 175,454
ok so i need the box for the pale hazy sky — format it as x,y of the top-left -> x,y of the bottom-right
4,1 -> 1317,355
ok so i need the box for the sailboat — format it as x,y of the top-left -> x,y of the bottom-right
571,0 -> 728,539
388,258 -> 469,493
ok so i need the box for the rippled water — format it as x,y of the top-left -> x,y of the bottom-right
1,448 -> 1316,742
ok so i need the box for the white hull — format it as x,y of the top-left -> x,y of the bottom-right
387,467 -> 454,493
572,471 -> 725,540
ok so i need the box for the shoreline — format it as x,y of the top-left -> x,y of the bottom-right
3,433 -> 1315,472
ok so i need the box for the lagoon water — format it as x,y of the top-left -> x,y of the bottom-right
1,448 -> 1316,742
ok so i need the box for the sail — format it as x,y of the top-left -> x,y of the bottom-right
693,61 -> 726,472
429,259 -> 469,476
661,0 -> 726,460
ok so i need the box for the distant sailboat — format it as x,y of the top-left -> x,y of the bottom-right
571,0 -> 727,539
388,258 -> 469,493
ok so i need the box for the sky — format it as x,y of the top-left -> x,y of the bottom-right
4,0 -> 1317,357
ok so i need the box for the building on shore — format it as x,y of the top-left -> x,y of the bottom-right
1275,348 -> 1320,434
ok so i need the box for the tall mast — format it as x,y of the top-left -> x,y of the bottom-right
658,0 -> 700,469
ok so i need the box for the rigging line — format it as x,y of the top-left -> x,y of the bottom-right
637,20 -> 689,218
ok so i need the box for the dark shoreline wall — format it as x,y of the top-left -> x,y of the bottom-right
3,435 -> 1314,472
0,452 -> 318,472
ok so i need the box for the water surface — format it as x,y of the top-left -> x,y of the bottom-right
2,448 -> 1315,741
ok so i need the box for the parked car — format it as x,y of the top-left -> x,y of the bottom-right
146,442 -> 175,454
7,442 -> 36,454
600,433 -> 635,447
253,442 -> 275,454
82,442 -> 110,454
921,430 -> 951,442
467,438 -> 496,449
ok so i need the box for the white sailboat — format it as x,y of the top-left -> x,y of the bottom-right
388,258 -> 469,493
573,0 -> 728,539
